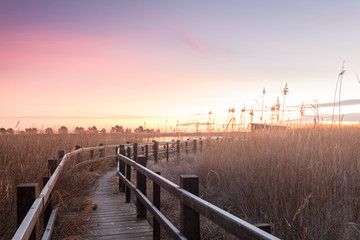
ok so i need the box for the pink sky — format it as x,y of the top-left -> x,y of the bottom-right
2,1 -> 360,130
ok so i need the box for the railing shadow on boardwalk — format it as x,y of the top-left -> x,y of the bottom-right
12,138 -> 280,240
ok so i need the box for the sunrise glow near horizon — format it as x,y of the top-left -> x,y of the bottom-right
2,0 -> 360,131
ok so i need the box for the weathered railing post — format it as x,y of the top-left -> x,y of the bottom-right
133,143 -> 138,161
180,175 -> 200,240
166,143 -> 169,161
176,140 -> 181,159
193,139 -> 197,151
126,145 -> 132,203
75,145 -> 81,162
153,141 -> 158,162
43,159 -> 58,225
145,144 -> 149,160
57,150 -> 64,161
199,138 -> 203,151
48,159 -> 58,175
136,156 -> 147,219
115,145 -> 119,169
17,183 -> 40,240
89,148 -> 95,171
119,145 -> 126,193
153,171 -> 161,240
99,143 -> 104,157
42,176 -> 49,228
185,139 -> 189,154
126,143 -> 131,159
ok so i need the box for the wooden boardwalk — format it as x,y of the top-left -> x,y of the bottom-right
14,140 -> 278,240
80,170 -> 153,240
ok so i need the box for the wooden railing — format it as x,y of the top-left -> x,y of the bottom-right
13,138 -> 280,240
116,138 -> 280,240
12,144 -> 119,240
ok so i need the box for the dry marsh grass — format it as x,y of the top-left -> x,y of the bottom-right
195,127 -> 360,239
0,133 -> 147,239
3,128 -> 360,239
143,127 -> 360,239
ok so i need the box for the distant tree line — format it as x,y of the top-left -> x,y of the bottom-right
0,125 -> 159,135
0,128 -> 14,134
134,125 -> 159,133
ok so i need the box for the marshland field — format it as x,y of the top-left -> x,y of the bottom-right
1,126 -> 360,239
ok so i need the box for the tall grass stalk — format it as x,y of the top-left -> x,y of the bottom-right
332,61 -> 345,126
338,63 -> 345,127
281,83 -> 289,124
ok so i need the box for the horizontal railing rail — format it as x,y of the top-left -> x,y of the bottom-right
13,136 -> 279,240
12,138 -> 206,240
12,144 -> 119,240
116,139 -> 280,240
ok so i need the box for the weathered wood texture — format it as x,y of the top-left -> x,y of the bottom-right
78,170 -> 152,240
136,156 -> 147,219
14,138 -> 278,240
17,183 -> 40,240
180,175 -> 200,240
153,172 -> 161,240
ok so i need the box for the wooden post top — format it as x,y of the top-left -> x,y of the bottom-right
180,174 -> 198,178
57,150 -> 65,159
17,183 -> 39,188
48,159 -> 58,175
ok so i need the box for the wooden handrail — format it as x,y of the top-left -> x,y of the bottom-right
13,136 -> 276,240
41,205 -> 59,240
12,145 -> 119,240
12,138 -> 197,240
117,169 -> 186,240
116,140 -> 280,240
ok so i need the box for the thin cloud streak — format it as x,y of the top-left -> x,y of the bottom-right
136,3 -> 205,53
291,112 -> 360,123
173,27 -> 206,53
290,99 -> 360,109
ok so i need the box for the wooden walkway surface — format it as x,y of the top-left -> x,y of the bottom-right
80,170 -> 153,240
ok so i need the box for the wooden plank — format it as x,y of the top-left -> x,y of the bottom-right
84,231 -> 153,240
61,170 -> 152,239
117,170 -> 186,240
